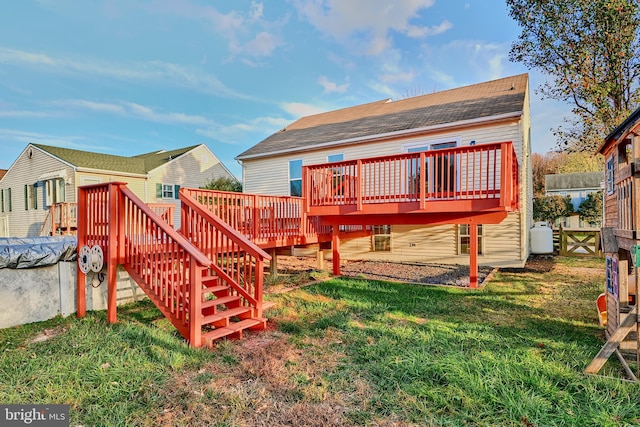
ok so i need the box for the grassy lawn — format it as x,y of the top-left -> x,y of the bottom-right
1,256 -> 639,426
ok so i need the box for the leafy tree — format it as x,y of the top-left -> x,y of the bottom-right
555,151 -> 603,174
201,176 -> 242,192
508,0 -> 640,152
533,194 -> 573,224
577,190 -> 603,226
532,152 -> 567,196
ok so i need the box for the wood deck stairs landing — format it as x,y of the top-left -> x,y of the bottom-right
77,182 -> 270,349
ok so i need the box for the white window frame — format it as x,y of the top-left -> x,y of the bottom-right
402,138 -> 460,195
45,178 -> 66,206
372,225 -> 392,252
289,159 -> 303,197
458,224 -> 483,255
606,155 -> 615,195
162,184 -> 175,199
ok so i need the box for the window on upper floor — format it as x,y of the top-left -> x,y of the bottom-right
156,183 -> 180,200
606,155 -> 615,195
289,159 -> 303,197
404,140 -> 458,195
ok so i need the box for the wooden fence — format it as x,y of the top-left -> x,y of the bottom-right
552,228 -> 603,258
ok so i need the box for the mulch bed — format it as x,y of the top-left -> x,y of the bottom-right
272,256 -> 497,288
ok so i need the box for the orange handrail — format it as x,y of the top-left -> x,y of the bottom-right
303,141 -> 519,210
180,190 -> 270,313
182,188 -> 334,245
77,182 -> 212,347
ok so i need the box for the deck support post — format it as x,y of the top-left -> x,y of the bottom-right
332,226 -> 341,276
106,183 -> 118,324
316,246 -> 324,269
269,248 -> 277,276
76,187 -> 87,318
469,223 -> 478,289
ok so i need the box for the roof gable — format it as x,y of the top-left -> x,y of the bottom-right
237,73 -> 528,160
598,105 -> 640,154
32,144 -> 199,175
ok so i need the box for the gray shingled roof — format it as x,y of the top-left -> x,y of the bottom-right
34,144 -> 199,174
237,74 -> 528,160
545,172 -> 604,191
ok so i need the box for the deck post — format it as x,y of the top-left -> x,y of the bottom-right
106,183 -> 118,324
269,248 -> 277,276
469,223 -> 478,288
76,187 -> 87,318
357,160 -> 363,211
332,226 -> 341,275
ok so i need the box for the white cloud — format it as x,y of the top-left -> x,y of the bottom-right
280,102 -> 328,118
0,47 -> 253,100
50,98 -> 214,126
294,0 -> 449,55
232,32 -> 281,58
51,99 -> 126,114
0,128 -> 107,151
196,115 -> 290,144
368,81 -> 396,99
149,0 -> 284,62
318,76 -> 349,94
0,110 -> 61,118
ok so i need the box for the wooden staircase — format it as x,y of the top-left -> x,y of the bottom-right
76,182 -> 270,348
198,271 -> 267,346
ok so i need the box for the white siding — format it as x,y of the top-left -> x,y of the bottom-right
242,113 -> 530,269
243,122 -> 523,195
148,145 -> 234,227
338,213 -> 524,267
0,146 -> 73,237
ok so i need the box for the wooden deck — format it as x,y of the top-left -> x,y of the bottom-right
303,141 -> 517,226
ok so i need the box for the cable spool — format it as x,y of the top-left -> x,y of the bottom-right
78,244 -> 104,273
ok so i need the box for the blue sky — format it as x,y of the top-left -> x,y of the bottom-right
0,0 -> 569,178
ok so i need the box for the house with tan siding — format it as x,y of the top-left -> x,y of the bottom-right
236,74 -> 533,268
0,144 -> 234,237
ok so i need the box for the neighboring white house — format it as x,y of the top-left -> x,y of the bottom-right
0,144 -> 234,237
236,74 -> 533,268
545,171 -> 604,228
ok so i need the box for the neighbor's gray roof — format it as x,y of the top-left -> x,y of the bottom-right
237,73 -> 528,160
34,144 -> 200,174
545,172 -> 604,192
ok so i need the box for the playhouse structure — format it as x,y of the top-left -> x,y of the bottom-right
586,107 -> 640,380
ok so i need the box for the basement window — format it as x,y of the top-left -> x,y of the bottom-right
458,224 -> 483,255
372,225 -> 391,252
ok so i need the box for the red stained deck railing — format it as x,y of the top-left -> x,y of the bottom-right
180,190 -> 271,316
303,141 -> 518,215
77,182 -> 213,346
181,189 -> 331,247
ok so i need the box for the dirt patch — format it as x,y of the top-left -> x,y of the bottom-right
268,256 -> 495,288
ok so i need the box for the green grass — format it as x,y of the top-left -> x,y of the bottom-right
1,256 -> 639,426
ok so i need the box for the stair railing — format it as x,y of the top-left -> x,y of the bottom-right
180,189 -> 271,317
77,182 -> 212,347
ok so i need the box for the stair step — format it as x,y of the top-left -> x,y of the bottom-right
202,306 -> 253,326
205,295 -> 240,307
202,318 -> 267,345
201,285 -> 229,296
202,275 -> 220,287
